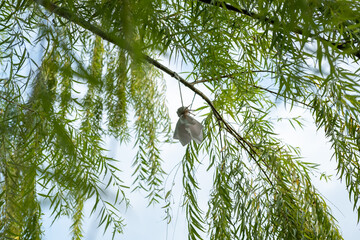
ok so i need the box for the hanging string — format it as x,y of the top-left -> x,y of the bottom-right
218,121 -> 225,171
177,75 -> 184,107
189,92 -> 196,109
176,74 -> 196,109
189,75 -> 198,109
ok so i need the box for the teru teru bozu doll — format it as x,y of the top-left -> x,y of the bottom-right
173,106 -> 203,146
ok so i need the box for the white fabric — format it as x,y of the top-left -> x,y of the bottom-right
173,107 -> 203,146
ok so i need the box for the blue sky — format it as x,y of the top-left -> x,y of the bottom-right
41,59 -> 360,239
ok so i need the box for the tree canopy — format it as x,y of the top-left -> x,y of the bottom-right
1,0 -> 360,239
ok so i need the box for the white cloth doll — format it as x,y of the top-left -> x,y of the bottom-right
173,106 -> 203,146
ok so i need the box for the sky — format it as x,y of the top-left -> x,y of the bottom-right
40,59 -> 360,240
273,106 -> 360,239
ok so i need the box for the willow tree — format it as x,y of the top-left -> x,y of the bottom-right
1,0 -> 360,239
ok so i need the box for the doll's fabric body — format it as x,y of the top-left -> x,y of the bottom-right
173,107 -> 203,146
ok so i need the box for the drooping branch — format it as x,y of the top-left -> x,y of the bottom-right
143,57 -> 276,185
33,0 -> 274,185
197,0 -> 360,59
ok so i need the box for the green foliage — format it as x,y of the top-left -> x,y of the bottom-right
130,61 -> 170,204
0,0 -> 360,239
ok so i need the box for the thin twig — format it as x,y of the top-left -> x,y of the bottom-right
190,74 -> 233,85
254,85 -> 313,108
0,95 -> 35,112
191,73 -> 312,108
190,71 -> 275,85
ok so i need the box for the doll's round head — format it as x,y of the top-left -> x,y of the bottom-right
176,106 -> 189,117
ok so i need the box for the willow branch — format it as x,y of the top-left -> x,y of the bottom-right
34,0 -> 274,185
197,0 -> 360,59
